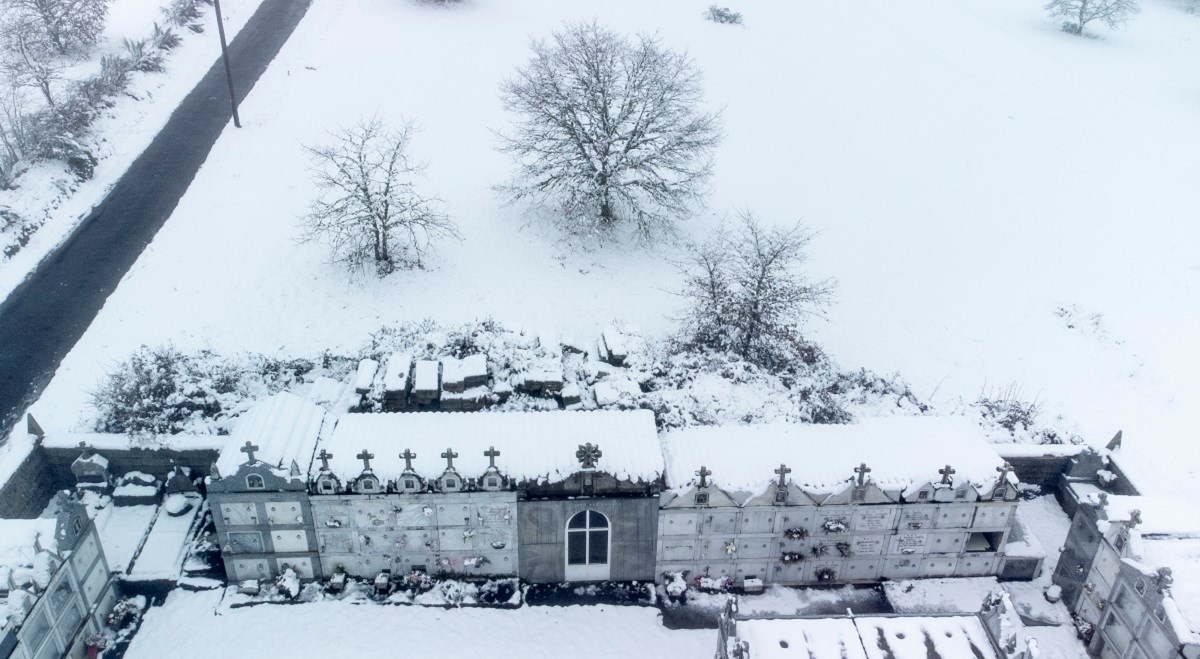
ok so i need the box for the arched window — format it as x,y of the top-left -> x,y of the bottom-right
566,510 -> 609,567
246,474 -> 265,490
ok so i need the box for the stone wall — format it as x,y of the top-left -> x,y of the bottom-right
1001,454 -> 1075,491
0,445 -> 62,518
42,446 -> 220,483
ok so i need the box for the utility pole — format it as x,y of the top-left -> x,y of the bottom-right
213,0 -> 241,128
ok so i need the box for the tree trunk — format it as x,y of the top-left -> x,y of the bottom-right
598,171 -> 613,226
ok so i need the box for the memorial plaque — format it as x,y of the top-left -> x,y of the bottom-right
891,532 -> 928,555
851,535 -> 886,556
853,508 -> 895,531
898,508 -> 935,530
319,531 -> 355,554
477,504 -> 514,526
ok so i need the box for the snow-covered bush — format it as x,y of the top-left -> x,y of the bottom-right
90,345 -> 247,435
1,0 -> 110,56
122,38 -> 165,73
276,567 -> 300,599
705,5 -> 743,24
161,0 -> 210,33
972,386 -> 1079,445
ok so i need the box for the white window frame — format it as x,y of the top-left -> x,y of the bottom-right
564,510 -> 611,582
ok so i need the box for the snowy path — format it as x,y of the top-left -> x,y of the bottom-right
125,589 -> 713,658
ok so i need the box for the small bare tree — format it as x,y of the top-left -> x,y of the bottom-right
677,214 -> 833,370
1,18 -> 61,108
1045,0 -> 1139,35
497,21 -> 721,243
0,84 -> 32,187
300,117 -> 458,276
1,0 -> 110,55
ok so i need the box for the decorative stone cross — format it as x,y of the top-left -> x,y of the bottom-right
76,441 -> 95,459
696,466 -> 712,488
775,464 -> 791,487
441,448 -> 459,470
855,463 -> 872,486
317,449 -> 334,471
357,449 -> 374,471
484,446 -> 500,469
401,449 -> 417,471
996,462 -> 1014,481
240,441 -> 259,464
1128,509 -> 1143,528
939,464 -> 955,485
576,443 -> 602,469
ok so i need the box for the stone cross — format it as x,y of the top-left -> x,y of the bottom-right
696,466 -> 712,488
855,463 -> 872,487
441,448 -> 459,470
357,449 -> 374,471
996,462 -> 1014,481
240,441 -> 259,464
484,446 -> 500,469
317,449 -> 333,471
401,449 -> 417,471
939,465 -> 955,485
76,441 -> 95,459
576,443 -> 602,469
775,464 -> 791,487
1128,509 -> 1143,528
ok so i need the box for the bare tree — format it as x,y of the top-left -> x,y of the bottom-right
1045,0 -> 1139,35
1,18 -> 61,108
677,214 -> 833,370
2,0 -> 110,55
300,117 -> 458,276
0,84 -> 32,187
497,21 -> 721,243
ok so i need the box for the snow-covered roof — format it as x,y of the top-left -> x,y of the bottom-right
1140,537 -> 1200,640
319,409 -> 661,483
736,615 -> 998,659
1106,495 -> 1200,537
661,416 -> 1007,496
0,519 -> 58,564
215,392 -> 328,478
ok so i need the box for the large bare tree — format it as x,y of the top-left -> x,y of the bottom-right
677,214 -> 833,370
1045,0 -> 1139,35
1,17 -> 61,108
300,117 -> 458,276
497,21 -> 721,243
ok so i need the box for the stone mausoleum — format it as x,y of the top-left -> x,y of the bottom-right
206,393 -> 1039,588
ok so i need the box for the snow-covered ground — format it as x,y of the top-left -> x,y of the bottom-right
0,0 -> 264,299
125,589 -> 713,658
5,0 -> 1198,499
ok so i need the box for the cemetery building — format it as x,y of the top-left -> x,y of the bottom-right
206,396 -> 1037,590
1053,492 -> 1200,658
0,493 -> 117,659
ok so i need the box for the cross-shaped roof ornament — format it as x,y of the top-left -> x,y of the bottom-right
938,464 -> 955,485
576,443 -> 602,469
240,441 -> 260,464
855,463 -> 872,487
401,448 -> 417,472
441,448 -> 459,470
484,446 -> 500,469
356,449 -> 375,471
76,441 -> 95,459
317,449 -> 333,471
775,463 -> 791,487
996,462 -> 1014,481
696,466 -> 712,488
1128,509 -> 1143,528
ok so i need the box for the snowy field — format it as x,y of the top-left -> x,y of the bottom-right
8,0 -> 1199,495
125,589 -> 712,658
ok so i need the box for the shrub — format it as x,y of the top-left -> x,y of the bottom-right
150,23 -> 181,51
91,345 -> 245,435
162,0 -> 209,32
122,38 -> 165,73
705,5 -> 743,24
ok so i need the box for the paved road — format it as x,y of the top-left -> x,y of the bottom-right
0,0 -> 312,440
